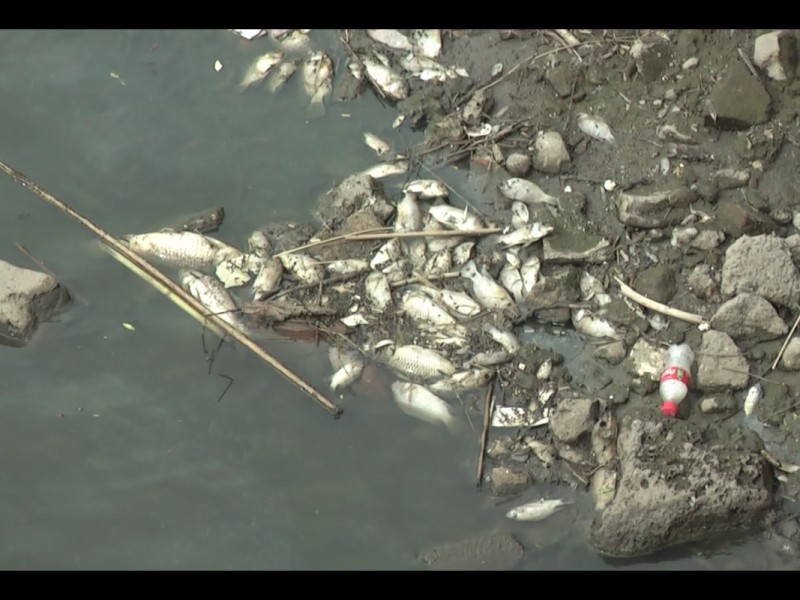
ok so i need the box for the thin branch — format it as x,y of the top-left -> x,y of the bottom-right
614,276 -> 708,325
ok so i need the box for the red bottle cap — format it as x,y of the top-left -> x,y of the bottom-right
661,401 -> 678,417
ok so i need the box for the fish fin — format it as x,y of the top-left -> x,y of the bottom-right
306,97 -> 326,120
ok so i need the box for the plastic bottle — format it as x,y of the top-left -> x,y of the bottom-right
659,343 -> 694,417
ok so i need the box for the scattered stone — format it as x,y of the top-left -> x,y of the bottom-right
490,466 -> 530,497
616,186 -> 697,228
505,152 -> 531,177
713,168 -> 751,191
635,264 -> 676,304
549,394 -> 599,443
753,30 -> 797,82
711,293 -> 788,342
313,207 -> 387,262
695,330 -> 749,391
0,260 -> 71,347
461,88 -> 492,126
716,198 -> 774,238
707,61 -> 771,130
572,361 -> 612,393
626,337 -> 666,381
631,38 -> 673,82
314,173 -> 391,227
691,229 -> 726,251
687,264 -> 720,301
594,340 -> 627,365
419,530 -> 524,570
700,393 -> 737,414
590,416 -> 774,557
780,337 -> 800,370
531,130 -> 570,174
721,234 -> 800,308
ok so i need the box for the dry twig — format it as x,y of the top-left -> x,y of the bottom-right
614,276 -> 708,325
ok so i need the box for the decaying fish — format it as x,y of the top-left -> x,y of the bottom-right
498,178 -> 559,206
451,241 -> 475,266
364,132 -> 393,159
591,467 -> 617,512
496,222 -> 554,248
302,51 -> 334,118
491,406 -> 547,428
366,29 -> 413,52
266,58 -> 300,93
505,498 -> 573,522
252,256 -> 284,301
577,112 -> 616,145
365,271 -> 393,312
361,160 -> 409,179
572,308 -> 621,340
499,263 -> 524,302
391,381 -> 459,432
524,437 -> 557,467
425,287 -> 481,319
412,29 -> 442,59
124,231 -> 220,269
428,204 -> 484,231
395,192 -> 423,232
239,50 -> 284,90
399,289 -> 456,326
178,206 -> 225,234
520,256 -> 541,295
460,260 -> 517,313
277,30 -> 311,54
181,269 -> 246,332
362,58 -> 408,101
383,344 -> 457,382
468,350 -> 511,367
429,367 -> 494,395
510,201 -> 529,229
580,271 -> 611,306
403,179 -> 449,199
370,238 -> 403,270
744,382 -> 762,417
248,230 -> 272,256
330,360 -> 365,391
482,323 -> 521,354
215,252 -> 251,288
279,252 -> 324,285
325,259 -> 370,276
230,29 -> 268,41
422,249 -> 451,276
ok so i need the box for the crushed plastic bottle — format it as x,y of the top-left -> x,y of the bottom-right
659,343 -> 694,417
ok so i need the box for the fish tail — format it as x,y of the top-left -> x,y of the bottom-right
306,97 -> 326,120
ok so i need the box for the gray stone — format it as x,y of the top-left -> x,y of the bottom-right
419,531 -> 524,570
589,416 -> 773,557
489,466 -> 529,497
708,61 -> 771,129
594,340 -> 627,365
0,260 -> 71,347
687,264 -> 720,301
700,393 -> 737,414
314,173 -> 389,226
753,30 -> 797,81
711,293 -> 788,342
549,394 -> 599,443
626,338 -> 667,381
716,198 -> 774,238
635,264 -> 676,304
780,337 -> 800,370
632,39 -> 673,83
691,230 -> 725,251
531,130 -> 570,174
505,152 -> 531,177
696,330 -> 749,391
721,234 -> 800,308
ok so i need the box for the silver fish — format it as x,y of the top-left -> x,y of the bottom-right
124,231 -> 219,269
403,179 -> 449,199
577,112 -> 616,145
279,252 -> 324,285
496,222 -> 554,248
277,30 -> 311,54
411,29 -> 442,59
520,256 -> 541,295
451,241 -> 475,266
505,498 -> 573,522
391,381 -> 458,431
181,270 -> 245,332
239,50 -> 284,90
252,257 -> 284,301
364,132 -> 393,158
429,367 -> 494,395
361,160 -> 409,179
428,204 -> 484,231
362,58 -> 408,101
498,178 -> 559,206
370,238 -> 403,270
482,323 -> 521,354
366,29 -> 413,52
429,287 -> 482,319
365,271 -> 393,312
395,192 -> 423,232
399,290 -> 456,326
302,51 -> 334,118
499,263 -> 524,302
326,259 -> 370,275
460,260 -> 516,313
330,360 -> 365,391
385,344 -> 457,382
215,252 -> 251,288
266,59 -> 300,93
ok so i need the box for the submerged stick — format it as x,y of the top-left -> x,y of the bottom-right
476,383 -> 494,489
0,160 -> 342,417
614,276 -> 707,326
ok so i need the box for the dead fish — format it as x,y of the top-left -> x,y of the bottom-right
252,257 -> 284,301
411,29 -> 442,59
577,112 -> 616,145
325,259 -> 370,276
744,382 -> 762,417
499,263 -> 524,302
362,58 -> 408,101
248,230 -> 272,257
395,191 -> 423,232
520,256 -> 541,295
365,271 -> 393,312
279,252 -> 324,285
302,51 -> 334,118
429,367 -> 494,395
330,360 -> 365,391
230,29 -> 268,41
384,344 -> 457,382
428,204 -> 484,231
366,29 -> 413,52
399,290 -> 456,326
266,59 -> 300,93
277,30 -> 311,54
124,231 -> 219,269
391,381 -> 458,431
491,406 -> 547,428
364,132 -> 393,158
460,260 -> 516,313
424,219 -> 464,253
451,241 -> 475,266
403,179 -> 449,199
510,201 -> 529,229
497,222 -> 554,248
579,271 -> 611,306
468,350 -> 511,367
427,287 -> 481,319
482,323 -> 521,354
239,50 -> 284,90
361,160 -> 409,179
505,498 -> 573,522
215,252 -> 251,288
498,178 -> 559,206
571,308 -> 621,339
178,206 -> 225,234
181,269 -> 245,331
370,238 -> 403,270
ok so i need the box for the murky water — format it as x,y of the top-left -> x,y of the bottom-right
0,30 -> 795,570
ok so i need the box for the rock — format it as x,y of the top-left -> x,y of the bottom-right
616,186 -> 697,228
626,337 -> 666,381
0,260 -> 71,347
572,361 -> 612,393
314,173 -> 390,227
549,394 -> 599,443
695,330 -> 749,391
716,198 -> 774,238
635,264 -> 676,304
691,229 -> 726,251
505,152 -> 531,177
590,416 -> 774,557
531,131 -> 570,174
461,88 -> 492,126
707,61 -> 771,130
489,466 -> 529,497
711,293 -> 788,342
594,340 -> 627,365
687,264 -> 720,301
419,531 -> 524,570
780,337 -> 800,370
631,38 -> 673,83
721,234 -> 800,308
753,30 -> 797,81
699,393 -> 736,414
313,207 -> 387,262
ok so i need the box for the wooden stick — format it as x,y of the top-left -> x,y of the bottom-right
0,160 -> 343,418
614,276 -> 708,325
771,309 -> 800,371
476,382 -> 494,489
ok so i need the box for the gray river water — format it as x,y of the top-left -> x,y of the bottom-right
0,30 -> 793,570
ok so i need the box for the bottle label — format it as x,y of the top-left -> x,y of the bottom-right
660,366 -> 691,387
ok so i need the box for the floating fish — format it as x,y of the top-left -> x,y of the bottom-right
277,30 -> 311,54
215,252 -> 251,288
362,58 -> 408,101
239,51 -> 284,90
364,132 -> 393,158
391,381 -> 459,432
330,360 -> 365,391
124,231 -> 220,269
230,29 -> 268,41
498,178 -> 559,206
577,112 -> 616,145
460,260 -> 516,313
428,204 -> 484,231
266,59 -> 300,93
361,160 -> 409,179
403,179 -> 449,199
302,51 -> 334,118
505,498 -> 573,522
181,270 -> 245,332
384,344 -> 457,382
